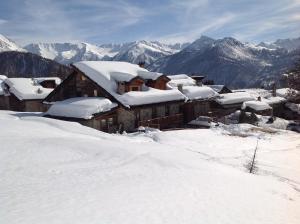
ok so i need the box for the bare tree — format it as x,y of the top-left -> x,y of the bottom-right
245,138 -> 259,174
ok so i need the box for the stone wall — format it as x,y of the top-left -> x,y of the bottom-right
117,108 -> 136,132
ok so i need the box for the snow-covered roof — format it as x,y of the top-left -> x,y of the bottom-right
262,96 -> 286,105
215,92 -> 255,105
285,102 -> 300,114
73,61 -> 185,107
276,88 -> 299,98
33,77 -> 61,85
138,71 -> 165,80
233,89 -> 271,99
4,78 -> 53,100
167,74 -> 196,88
167,75 -> 218,100
46,97 -> 118,119
118,87 -> 185,106
241,101 -> 272,111
182,86 -> 219,100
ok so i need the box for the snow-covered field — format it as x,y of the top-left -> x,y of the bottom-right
0,110 -> 299,224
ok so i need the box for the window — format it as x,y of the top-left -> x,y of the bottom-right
165,105 -> 170,116
108,117 -> 113,126
81,75 -> 86,81
130,86 -> 140,91
93,90 -> 98,96
152,107 -> 157,118
101,119 -> 107,127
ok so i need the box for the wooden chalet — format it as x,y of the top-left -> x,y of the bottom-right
0,77 -> 60,112
168,74 -> 219,123
44,61 -> 186,133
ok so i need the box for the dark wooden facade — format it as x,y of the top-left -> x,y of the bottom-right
39,80 -> 57,89
182,100 -> 212,123
0,91 -> 46,112
145,76 -> 170,90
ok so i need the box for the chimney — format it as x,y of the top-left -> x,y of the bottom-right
177,84 -> 183,92
191,75 -> 205,86
117,82 -> 126,94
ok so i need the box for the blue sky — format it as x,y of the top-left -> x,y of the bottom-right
0,0 -> 299,45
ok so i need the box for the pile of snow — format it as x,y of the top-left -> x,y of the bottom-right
215,92 -> 255,105
73,61 -> 185,107
188,116 -> 212,127
285,102 -> 300,114
4,78 -> 53,100
1,111 -> 300,224
242,100 -> 272,111
258,116 -> 291,130
46,97 -> 118,119
182,86 -> 219,100
167,74 -> 196,88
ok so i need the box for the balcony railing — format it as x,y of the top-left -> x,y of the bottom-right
138,113 -> 183,129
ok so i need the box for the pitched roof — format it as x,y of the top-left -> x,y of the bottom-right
73,61 -> 186,107
45,97 -> 118,119
167,74 -> 196,88
182,86 -> 219,100
4,78 -> 53,100
215,92 -> 255,105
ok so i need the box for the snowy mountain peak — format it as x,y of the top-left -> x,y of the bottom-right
24,42 -> 118,64
257,37 -> 300,51
218,37 -> 243,47
0,34 -> 26,52
184,35 -> 215,52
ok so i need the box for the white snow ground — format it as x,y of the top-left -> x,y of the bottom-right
0,110 -> 299,224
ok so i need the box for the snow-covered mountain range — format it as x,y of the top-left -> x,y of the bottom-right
1,33 -> 299,87
258,37 -> 300,52
24,40 -> 188,65
149,36 -> 300,88
24,42 -> 118,65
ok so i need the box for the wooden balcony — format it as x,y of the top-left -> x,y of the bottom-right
138,113 -> 183,130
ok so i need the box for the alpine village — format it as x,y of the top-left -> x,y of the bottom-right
0,60 -> 299,133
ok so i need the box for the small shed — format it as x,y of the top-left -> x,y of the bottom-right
212,92 -> 256,117
45,97 -> 119,133
2,78 -> 56,112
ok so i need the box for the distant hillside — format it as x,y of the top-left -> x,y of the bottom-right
0,51 -> 72,79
